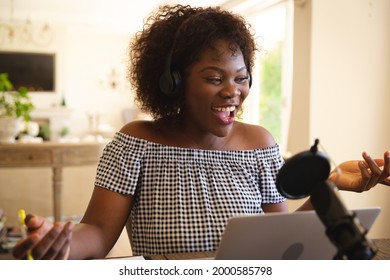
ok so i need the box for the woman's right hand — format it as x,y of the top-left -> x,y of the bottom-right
12,214 -> 75,260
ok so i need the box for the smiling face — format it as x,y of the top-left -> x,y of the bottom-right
181,40 -> 250,140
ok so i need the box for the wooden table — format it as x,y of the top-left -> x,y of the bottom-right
0,141 -> 106,222
147,239 -> 390,260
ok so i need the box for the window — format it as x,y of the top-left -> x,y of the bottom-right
238,1 -> 293,155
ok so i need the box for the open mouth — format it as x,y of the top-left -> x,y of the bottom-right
212,105 -> 236,113
212,105 -> 237,124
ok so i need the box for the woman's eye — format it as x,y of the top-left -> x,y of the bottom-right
203,76 -> 249,85
204,77 -> 222,84
236,76 -> 249,83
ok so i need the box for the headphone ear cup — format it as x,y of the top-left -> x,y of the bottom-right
171,70 -> 182,92
159,69 -> 175,96
159,69 -> 182,96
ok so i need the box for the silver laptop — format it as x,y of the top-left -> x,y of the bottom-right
214,207 -> 381,260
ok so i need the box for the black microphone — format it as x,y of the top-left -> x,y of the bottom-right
276,139 -> 330,199
276,139 -> 377,259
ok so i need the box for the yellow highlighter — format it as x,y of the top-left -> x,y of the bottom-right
17,209 -> 34,260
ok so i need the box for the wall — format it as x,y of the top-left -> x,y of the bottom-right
288,0 -> 390,238
62,26 -> 137,136
1,24 -> 140,136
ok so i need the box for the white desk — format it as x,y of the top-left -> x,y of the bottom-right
0,141 -> 106,222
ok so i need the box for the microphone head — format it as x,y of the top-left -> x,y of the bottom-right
276,149 -> 331,199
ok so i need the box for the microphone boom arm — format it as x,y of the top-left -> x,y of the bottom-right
310,180 -> 377,260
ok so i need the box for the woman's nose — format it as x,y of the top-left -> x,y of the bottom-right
220,83 -> 241,98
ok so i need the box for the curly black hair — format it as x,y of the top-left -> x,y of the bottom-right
128,4 -> 257,122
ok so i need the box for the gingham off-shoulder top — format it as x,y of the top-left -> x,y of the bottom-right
95,132 -> 286,256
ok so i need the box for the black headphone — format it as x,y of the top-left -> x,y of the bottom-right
159,47 -> 182,96
247,68 -> 253,88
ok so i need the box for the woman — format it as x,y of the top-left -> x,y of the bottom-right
12,4 -> 390,260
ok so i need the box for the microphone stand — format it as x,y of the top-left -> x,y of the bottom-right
310,181 -> 377,259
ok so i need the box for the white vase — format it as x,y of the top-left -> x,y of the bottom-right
0,117 -> 21,143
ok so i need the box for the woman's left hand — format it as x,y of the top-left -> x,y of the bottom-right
329,151 -> 390,192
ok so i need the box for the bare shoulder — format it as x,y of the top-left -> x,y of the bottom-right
119,120 -> 156,140
234,122 -> 276,149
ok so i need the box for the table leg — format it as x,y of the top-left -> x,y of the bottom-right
52,167 -> 62,222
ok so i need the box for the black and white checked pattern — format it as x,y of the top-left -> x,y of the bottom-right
95,132 -> 286,256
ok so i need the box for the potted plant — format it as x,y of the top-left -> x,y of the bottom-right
0,73 -> 34,143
